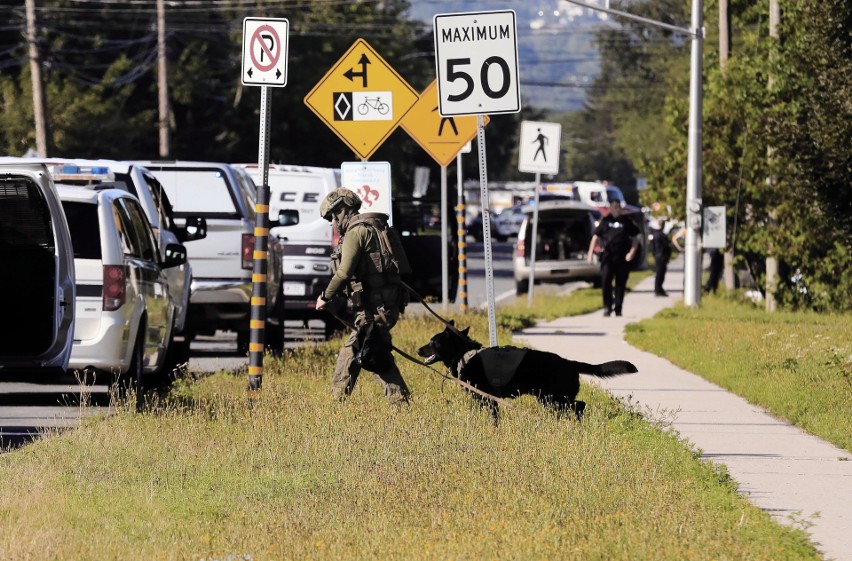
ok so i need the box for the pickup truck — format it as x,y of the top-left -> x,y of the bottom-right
138,161 -> 286,353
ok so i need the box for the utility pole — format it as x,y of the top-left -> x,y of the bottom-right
25,0 -> 48,157
720,0 -> 738,292
683,0 -> 704,307
765,0 -> 780,312
157,0 -> 170,158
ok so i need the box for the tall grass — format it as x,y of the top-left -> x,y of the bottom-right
0,312 -> 821,560
625,295 -> 852,452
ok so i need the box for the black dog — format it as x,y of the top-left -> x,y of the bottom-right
417,324 -> 637,423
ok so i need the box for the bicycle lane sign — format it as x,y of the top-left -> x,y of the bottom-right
304,38 -> 418,160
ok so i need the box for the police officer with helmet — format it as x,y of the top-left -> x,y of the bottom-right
315,188 -> 411,404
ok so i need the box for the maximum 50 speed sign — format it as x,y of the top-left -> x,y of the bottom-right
433,10 -> 521,117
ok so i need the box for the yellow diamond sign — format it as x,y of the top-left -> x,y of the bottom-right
304,38 -> 418,160
401,80 -> 488,167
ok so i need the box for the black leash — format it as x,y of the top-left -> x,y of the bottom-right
325,307 -> 511,408
400,280 -> 466,337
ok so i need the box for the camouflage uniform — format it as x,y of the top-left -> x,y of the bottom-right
323,212 -> 410,404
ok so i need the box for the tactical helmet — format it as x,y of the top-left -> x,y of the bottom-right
320,188 -> 362,221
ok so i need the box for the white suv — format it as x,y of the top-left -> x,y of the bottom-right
57,185 -> 186,390
513,199 -> 601,294
0,163 -> 75,375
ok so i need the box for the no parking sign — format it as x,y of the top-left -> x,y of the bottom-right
241,18 -> 289,87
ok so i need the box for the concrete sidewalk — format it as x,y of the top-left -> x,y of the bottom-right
514,257 -> 852,561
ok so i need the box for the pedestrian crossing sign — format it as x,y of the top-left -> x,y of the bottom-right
518,120 -> 561,175
401,80 -> 488,167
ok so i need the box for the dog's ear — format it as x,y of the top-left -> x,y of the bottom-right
462,327 -> 470,336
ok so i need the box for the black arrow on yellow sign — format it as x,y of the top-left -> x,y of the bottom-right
343,53 -> 370,87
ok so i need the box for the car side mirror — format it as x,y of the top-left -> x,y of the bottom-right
179,216 -> 207,242
276,209 -> 299,227
162,243 -> 188,268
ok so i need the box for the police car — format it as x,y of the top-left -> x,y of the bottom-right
55,177 -> 187,390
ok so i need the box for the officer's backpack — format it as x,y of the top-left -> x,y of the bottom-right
353,213 -> 412,277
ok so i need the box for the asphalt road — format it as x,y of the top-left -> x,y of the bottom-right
0,240 -> 517,451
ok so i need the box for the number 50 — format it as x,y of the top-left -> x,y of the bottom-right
445,56 -> 512,102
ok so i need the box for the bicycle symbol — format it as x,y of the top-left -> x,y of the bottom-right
358,96 -> 389,116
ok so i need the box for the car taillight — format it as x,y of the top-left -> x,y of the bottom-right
242,233 -> 254,270
103,265 -> 126,311
516,239 -> 525,257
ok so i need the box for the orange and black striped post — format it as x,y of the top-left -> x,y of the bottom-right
456,151 -> 468,313
456,201 -> 468,313
248,85 -> 272,391
248,184 -> 270,391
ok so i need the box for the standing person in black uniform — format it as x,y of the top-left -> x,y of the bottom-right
315,188 -> 411,405
586,199 -> 640,316
651,217 -> 674,297
704,248 -> 724,294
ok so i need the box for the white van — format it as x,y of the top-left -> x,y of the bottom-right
235,164 -> 339,337
0,163 -> 75,375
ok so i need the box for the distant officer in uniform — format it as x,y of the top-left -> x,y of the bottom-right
315,188 -> 410,404
587,198 -> 640,317
651,216 -> 674,297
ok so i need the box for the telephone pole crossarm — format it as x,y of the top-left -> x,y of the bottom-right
562,0 -> 697,36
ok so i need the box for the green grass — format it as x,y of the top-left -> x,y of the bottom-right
0,311 -> 822,561
624,295 -> 852,452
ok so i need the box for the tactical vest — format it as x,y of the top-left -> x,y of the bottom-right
331,213 -> 411,311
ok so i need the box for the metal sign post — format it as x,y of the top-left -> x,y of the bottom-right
476,115 -> 497,346
528,173 -> 541,307
242,17 -> 288,391
434,9 -> 520,346
517,120 -> 561,307
440,164 -> 449,310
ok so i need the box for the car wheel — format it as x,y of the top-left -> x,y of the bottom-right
265,320 -> 284,356
236,329 -> 250,355
158,320 -> 189,388
121,321 -> 146,411
515,279 -> 529,295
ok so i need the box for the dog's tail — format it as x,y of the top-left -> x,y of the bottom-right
570,360 -> 638,378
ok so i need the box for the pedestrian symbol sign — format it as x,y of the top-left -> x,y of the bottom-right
304,38 -> 418,160
518,120 -> 561,175
241,18 -> 288,87
401,80 -> 488,167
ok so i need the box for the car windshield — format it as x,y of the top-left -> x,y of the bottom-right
148,167 -> 240,219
